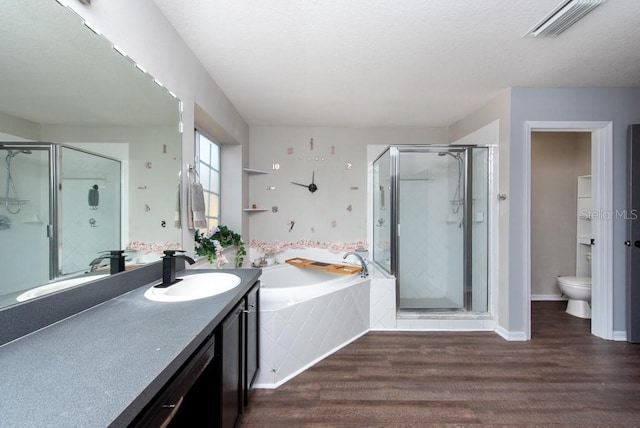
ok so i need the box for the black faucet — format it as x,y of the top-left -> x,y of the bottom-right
88,250 -> 126,275
158,249 -> 195,287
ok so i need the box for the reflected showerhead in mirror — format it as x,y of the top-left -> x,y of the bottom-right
437,151 -> 461,160
5,149 -> 32,160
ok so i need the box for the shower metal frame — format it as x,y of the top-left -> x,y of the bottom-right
384,145 -> 476,312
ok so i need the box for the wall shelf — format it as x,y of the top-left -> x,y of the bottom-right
576,175 -> 592,277
243,208 -> 268,213
243,168 -> 268,175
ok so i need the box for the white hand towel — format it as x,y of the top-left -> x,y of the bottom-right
189,182 -> 207,229
174,182 -> 182,228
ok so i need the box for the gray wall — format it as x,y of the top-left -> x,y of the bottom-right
511,87 -> 640,333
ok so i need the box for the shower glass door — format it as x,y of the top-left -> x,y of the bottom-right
58,146 -> 121,275
373,149 -> 391,273
0,145 -> 52,299
395,147 -> 467,311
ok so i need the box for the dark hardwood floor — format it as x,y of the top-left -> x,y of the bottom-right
241,302 -> 640,427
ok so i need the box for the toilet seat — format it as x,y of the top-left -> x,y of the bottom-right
558,276 -> 591,287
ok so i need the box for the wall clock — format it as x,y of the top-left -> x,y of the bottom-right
291,171 -> 318,193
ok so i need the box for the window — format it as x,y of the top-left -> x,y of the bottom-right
195,130 -> 220,230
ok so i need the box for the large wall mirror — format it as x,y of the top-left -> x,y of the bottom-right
0,1 -> 182,308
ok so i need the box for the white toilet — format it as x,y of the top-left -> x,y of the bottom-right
557,276 -> 592,319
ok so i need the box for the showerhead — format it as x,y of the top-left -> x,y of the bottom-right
6,149 -> 32,159
438,151 -> 461,160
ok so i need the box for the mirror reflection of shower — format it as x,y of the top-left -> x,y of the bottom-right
4,149 -> 32,214
438,151 -> 463,214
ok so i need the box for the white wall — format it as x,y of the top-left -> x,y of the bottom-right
449,91 -> 512,334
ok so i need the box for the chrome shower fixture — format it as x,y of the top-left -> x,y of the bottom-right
4,149 -> 32,214
6,149 -> 32,159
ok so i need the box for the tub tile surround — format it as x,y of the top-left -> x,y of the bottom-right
253,249 -> 496,388
256,278 -> 370,388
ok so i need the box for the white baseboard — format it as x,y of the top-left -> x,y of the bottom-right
612,330 -> 628,341
531,294 -> 567,301
495,325 -> 528,341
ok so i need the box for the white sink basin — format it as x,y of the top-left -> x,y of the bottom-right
16,274 -> 109,302
144,273 -> 241,302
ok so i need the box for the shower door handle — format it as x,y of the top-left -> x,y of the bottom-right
46,224 -> 53,238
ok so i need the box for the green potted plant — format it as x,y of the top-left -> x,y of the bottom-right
195,225 -> 246,268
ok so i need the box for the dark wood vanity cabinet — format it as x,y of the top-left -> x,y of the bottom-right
244,282 -> 259,405
129,281 -> 260,428
129,333 -> 217,427
217,299 -> 243,428
217,281 -> 260,428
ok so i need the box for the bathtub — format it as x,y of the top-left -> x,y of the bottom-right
259,264 -> 364,310
255,263 -> 370,388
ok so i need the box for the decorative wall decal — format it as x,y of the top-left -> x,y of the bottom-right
267,186 -> 276,190
138,185 -> 147,190
331,145 -> 335,155
345,162 -> 352,170
310,137 -> 314,151
310,227 -> 315,233
145,161 -> 152,169
161,221 -> 166,228
250,239 -> 369,255
89,218 -> 98,228
162,144 -> 167,154
272,206 -> 278,213
350,186 -> 359,190
127,240 -> 182,254
346,204 -> 352,212
288,220 -> 295,232
287,147 -> 294,155
144,204 -> 150,212
272,163 -> 280,170
331,220 -> 336,227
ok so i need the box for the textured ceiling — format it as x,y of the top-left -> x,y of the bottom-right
151,0 -> 640,128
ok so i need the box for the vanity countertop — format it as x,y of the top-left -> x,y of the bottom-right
0,268 -> 261,428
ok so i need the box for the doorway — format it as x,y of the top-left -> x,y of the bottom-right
530,131 -> 591,310
524,121 -> 614,340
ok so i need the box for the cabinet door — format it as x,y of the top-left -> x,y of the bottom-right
244,282 -> 259,406
129,337 -> 216,428
218,300 -> 243,428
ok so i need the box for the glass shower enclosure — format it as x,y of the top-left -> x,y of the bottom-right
0,143 -> 121,298
373,146 -> 489,313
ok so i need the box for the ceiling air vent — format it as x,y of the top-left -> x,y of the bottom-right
524,0 -> 605,38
